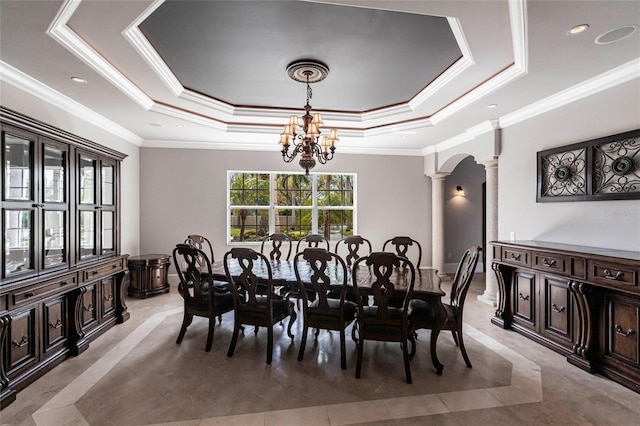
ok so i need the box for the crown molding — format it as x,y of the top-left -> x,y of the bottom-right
47,0 -> 153,110
0,61 -> 143,146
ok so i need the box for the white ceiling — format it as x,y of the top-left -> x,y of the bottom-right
1,0 -> 639,156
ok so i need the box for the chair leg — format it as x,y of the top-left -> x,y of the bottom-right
176,312 -> 192,344
297,324 -> 308,362
339,328 -> 347,369
456,327 -> 472,368
254,326 -> 259,335
205,317 -> 215,352
408,329 -> 417,359
402,337 -> 412,384
287,311 -> 297,340
227,321 -> 240,358
351,321 -> 359,343
452,329 -> 459,346
267,326 -> 273,364
218,314 -> 222,324
355,326 -> 364,378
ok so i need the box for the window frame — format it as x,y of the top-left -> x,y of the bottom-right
227,171 -> 357,244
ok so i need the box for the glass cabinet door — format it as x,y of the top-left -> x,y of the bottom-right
79,155 -> 96,205
100,162 -> 115,256
79,211 -> 96,260
3,131 -> 35,278
42,143 -> 68,269
4,209 -> 34,275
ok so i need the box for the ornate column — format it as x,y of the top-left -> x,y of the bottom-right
428,173 -> 449,280
478,157 -> 499,306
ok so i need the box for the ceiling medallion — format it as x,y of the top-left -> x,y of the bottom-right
279,60 -> 338,175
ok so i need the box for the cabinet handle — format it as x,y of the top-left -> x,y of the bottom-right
510,253 -> 522,261
12,335 -> 29,348
104,295 -> 114,302
84,303 -> 94,312
49,319 -> 63,329
543,258 -> 557,268
614,324 -> 636,338
31,203 -> 44,208
518,292 -> 530,301
60,281 -> 69,286
551,303 -> 565,313
24,292 -> 35,298
94,206 -> 103,210
604,269 -> 624,281
92,271 -> 99,275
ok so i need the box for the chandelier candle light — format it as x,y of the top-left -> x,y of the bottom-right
279,60 -> 339,175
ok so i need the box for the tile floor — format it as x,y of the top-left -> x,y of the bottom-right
2,274 -> 640,425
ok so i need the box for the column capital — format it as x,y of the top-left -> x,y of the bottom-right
477,156 -> 499,169
426,172 -> 450,180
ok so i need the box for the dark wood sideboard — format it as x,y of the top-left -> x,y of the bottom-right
491,240 -> 640,393
1,107 -> 129,409
127,254 -> 171,298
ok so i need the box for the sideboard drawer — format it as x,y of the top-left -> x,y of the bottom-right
10,273 -> 78,308
83,258 -> 125,282
533,251 -> 568,275
589,261 -> 638,289
502,247 -> 531,267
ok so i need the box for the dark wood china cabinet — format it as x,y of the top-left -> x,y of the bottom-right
0,107 -> 129,409
491,240 -> 640,393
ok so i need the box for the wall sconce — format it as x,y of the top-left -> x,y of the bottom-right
456,186 -> 465,197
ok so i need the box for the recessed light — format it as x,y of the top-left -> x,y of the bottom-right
487,104 -> 497,109
148,122 -> 164,128
70,76 -> 87,83
568,24 -> 589,35
595,25 -> 638,44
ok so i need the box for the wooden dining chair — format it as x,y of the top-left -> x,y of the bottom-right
224,247 -> 297,364
184,234 -> 215,264
352,252 -> 416,383
383,236 -> 422,269
334,235 -> 372,266
296,233 -> 330,252
294,248 -> 356,369
261,233 -> 293,260
408,246 -> 481,367
172,244 -> 234,352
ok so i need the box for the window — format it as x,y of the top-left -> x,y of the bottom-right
228,172 -> 356,243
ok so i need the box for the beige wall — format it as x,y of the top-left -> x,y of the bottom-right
498,78 -> 640,251
139,148 -> 431,270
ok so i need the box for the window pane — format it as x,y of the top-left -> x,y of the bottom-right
230,208 -> 269,242
318,209 -> 354,240
317,174 -> 354,207
4,135 -> 32,201
43,145 -> 65,203
79,156 -> 95,204
229,172 -> 270,206
276,208 -> 312,239
80,211 -> 96,259
4,209 -> 33,275
275,174 -> 312,206
44,210 -> 65,267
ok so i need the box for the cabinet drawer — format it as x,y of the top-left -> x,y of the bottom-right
502,248 -> 531,267
533,251 -> 567,275
83,258 -> 124,282
589,261 -> 638,289
10,273 -> 77,308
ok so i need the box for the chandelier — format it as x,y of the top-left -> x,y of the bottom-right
279,60 -> 339,175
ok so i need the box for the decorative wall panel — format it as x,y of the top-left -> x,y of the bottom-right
537,129 -> 639,202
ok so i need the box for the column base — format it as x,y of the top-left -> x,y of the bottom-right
477,292 -> 497,307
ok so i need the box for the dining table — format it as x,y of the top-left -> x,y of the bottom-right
210,258 -> 447,374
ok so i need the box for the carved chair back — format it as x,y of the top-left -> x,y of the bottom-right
261,233 -> 293,260
382,236 -> 422,269
334,235 -> 372,266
